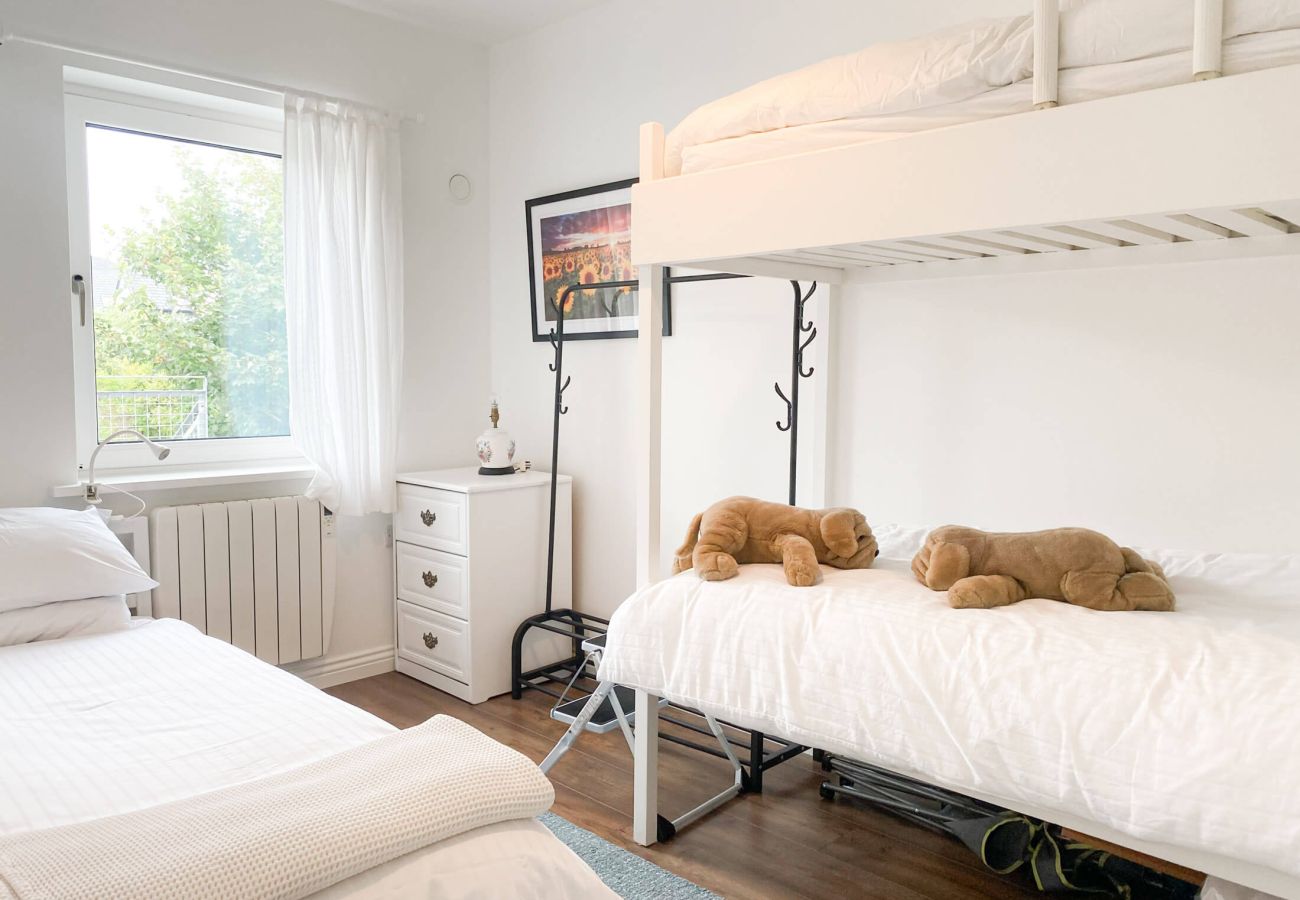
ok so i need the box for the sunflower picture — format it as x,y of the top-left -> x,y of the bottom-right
526,179 -> 671,342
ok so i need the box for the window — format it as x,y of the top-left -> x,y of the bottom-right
65,70 -> 294,472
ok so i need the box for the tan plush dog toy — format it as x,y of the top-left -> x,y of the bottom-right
674,497 -> 878,586
911,525 -> 1175,611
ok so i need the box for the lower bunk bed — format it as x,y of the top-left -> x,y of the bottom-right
599,524 -> 1300,898
0,617 -> 614,899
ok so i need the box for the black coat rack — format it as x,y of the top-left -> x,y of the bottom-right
510,273 -> 819,797
774,281 -> 818,505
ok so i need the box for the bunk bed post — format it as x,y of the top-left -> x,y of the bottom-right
1032,0 -> 1060,110
633,120 -> 665,847
1193,0 -> 1224,80
635,121 -> 665,591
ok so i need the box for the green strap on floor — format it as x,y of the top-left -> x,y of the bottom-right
948,814 -> 1133,895
947,813 -> 1036,875
1028,826 -> 1129,897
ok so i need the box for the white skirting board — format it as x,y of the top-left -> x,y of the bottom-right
285,644 -> 395,690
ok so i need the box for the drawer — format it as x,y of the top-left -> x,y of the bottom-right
396,601 -> 469,683
395,542 -> 468,619
395,483 -> 467,555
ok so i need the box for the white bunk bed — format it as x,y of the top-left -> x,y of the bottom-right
617,1 -> 1300,896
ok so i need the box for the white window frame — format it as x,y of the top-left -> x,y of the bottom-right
64,76 -> 295,474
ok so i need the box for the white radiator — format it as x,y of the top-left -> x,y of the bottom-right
150,497 -> 336,665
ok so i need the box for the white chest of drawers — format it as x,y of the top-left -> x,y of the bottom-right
393,467 -> 572,703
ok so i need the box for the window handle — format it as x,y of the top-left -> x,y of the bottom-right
72,274 -> 86,326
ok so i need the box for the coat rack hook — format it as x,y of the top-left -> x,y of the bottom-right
774,381 -> 793,432
800,284 -> 818,328
798,326 -> 818,377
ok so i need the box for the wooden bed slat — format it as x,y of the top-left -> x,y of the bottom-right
1123,214 -> 1227,242
1073,220 -> 1173,246
785,248 -> 892,267
1257,200 -> 1300,229
1167,213 -> 1238,238
899,239 -> 990,259
868,242 -> 971,261
994,230 -> 1079,252
946,235 -> 1034,256
1046,225 -> 1129,248
810,245 -> 910,265
938,235 -> 1032,256
1094,218 -> 1178,245
1205,207 -> 1296,236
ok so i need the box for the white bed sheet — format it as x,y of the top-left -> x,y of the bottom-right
0,619 -> 613,899
677,28 -> 1300,175
600,526 -> 1300,884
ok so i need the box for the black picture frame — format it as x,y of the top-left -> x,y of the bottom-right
526,178 -> 672,342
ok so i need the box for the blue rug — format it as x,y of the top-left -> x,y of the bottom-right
540,812 -> 721,899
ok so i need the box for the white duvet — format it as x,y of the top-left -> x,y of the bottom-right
600,526 -> 1300,883
0,619 -> 614,899
680,27 -> 1300,174
666,0 -> 1300,175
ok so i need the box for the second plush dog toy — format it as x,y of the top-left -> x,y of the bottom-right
911,525 -> 1175,611
674,496 -> 878,586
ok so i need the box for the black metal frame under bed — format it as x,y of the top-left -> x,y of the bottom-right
511,274 -> 822,796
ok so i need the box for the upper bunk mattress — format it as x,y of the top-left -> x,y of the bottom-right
679,28 -> 1300,175
599,526 -> 1300,883
668,0 -> 1300,176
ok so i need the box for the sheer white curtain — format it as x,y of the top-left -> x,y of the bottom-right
284,93 -> 404,515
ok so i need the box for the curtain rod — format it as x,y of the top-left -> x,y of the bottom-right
0,31 -> 425,124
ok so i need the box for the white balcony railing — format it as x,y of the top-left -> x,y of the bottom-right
96,375 -> 209,441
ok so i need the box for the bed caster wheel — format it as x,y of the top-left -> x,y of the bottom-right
656,814 -> 677,843
739,769 -> 753,794
819,783 -> 836,801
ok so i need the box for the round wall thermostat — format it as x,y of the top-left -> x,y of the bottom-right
448,173 -> 472,203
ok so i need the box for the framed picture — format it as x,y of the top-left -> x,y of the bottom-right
526,178 -> 671,342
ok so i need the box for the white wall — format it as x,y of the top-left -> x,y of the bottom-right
0,0 -> 492,679
489,0 -> 1300,622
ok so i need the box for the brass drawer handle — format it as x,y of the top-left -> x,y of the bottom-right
420,509 -> 436,526
422,570 -> 438,588
422,632 -> 438,650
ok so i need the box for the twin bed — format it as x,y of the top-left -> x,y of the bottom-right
1,591 -> 613,897
601,528 -> 1300,895
610,0 -> 1300,897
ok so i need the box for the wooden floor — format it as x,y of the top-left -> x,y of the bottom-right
327,672 -> 1047,900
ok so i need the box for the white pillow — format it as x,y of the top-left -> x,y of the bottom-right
665,14 -> 1034,175
0,507 -> 157,612
0,595 -> 131,647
